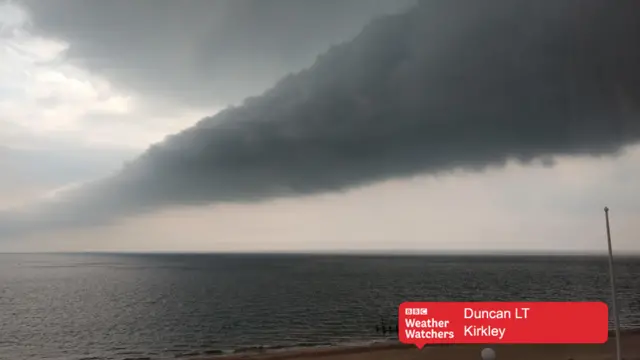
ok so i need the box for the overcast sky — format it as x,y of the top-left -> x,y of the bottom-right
1,0 -> 639,253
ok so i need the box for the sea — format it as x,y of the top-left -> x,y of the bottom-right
1,253 -> 639,360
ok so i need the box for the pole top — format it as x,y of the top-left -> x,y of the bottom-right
605,206 -> 609,212
481,348 -> 496,360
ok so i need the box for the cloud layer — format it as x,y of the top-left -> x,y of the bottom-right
20,0 -> 415,108
3,0 -> 640,238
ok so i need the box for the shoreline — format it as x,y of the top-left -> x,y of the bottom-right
191,329 -> 640,360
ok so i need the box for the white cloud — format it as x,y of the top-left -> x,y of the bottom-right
0,2 -> 221,211
0,2 -> 218,151
1,29 -> 135,140
0,1 -> 29,32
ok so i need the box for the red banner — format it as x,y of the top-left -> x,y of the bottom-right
398,302 -> 608,348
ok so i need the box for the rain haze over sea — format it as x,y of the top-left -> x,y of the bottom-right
1,253 -> 639,360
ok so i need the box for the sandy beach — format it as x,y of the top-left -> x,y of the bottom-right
193,330 -> 640,360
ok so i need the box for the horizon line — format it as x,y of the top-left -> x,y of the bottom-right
2,250 -> 639,257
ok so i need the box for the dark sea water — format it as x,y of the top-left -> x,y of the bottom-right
1,253 -> 639,360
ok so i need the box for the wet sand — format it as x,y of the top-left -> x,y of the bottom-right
193,330 -> 640,360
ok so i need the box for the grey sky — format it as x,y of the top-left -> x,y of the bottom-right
1,0 -> 639,253
19,0 -> 415,108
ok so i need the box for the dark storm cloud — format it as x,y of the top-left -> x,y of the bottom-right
19,0 -> 416,107
3,0 -> 640,237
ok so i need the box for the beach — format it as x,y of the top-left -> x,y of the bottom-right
194,330 -> 640,360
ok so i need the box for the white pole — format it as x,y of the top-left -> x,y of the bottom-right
604,207 -> 622,360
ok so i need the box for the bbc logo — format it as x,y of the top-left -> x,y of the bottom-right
405,308 -> 428,315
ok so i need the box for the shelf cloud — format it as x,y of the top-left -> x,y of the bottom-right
2,0 -> 640,238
